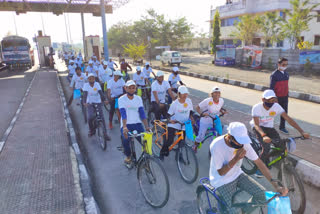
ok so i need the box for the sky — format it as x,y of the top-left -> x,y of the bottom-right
0,0 -> 225,45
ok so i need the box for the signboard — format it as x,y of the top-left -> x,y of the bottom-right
243,45 -> 263,69
215,45 -> 236,66
299,50 -> 320,64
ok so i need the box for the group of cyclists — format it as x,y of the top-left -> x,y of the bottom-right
67,53 -> 310,213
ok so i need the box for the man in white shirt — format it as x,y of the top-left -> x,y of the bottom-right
151,70 -> 175,120
68,67 -> 87,106
75,56 -> 82,67
143,62 -> 155,81
210,122 -> 287,214
251,89 -> 309,166
86,60 -> 99,78
67,60 -> 77,83
119,80 -> 151,165
168,66 -> 185,104
98,61 -> 113,93
107,57 -> 118,71
83,74 -> 110,140
107,70 -> 125,129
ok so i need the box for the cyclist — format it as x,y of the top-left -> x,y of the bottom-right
107,57 -> 118,71
67,60 -> 77,83
210,122 -> 288,214
159,86 -> 193,159
133,66 -> 148,95
193,86 -> 226,152
119,80 -> 152,165
168,66 -> 185,104
68,67 -> 87,106
86,60 -> 98,78
83,73 -> 110,140
75,56 -> 82,67
120,58 -> 132,82
107,70 -> 125,129
98,61 -> 113,93
251,89 -> 310,167
92,55 -> 99,67
143,62 -> 156,83
151,70 -> 175,120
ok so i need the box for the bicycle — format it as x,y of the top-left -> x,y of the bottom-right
91,104 -> 108,150
125,131 -> 170,208
79,92 -> 87,123
196,177 -> 292,214
151,119 -> 199,184
137,85 -> 151,112
241,135 -> 306,214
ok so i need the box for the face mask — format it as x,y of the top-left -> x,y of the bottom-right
127,92 -> 135,96
229,139 -> 243,149
264,102 -> 274,108
279,66 -> 287,71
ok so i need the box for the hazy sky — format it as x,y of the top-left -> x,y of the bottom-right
0,0 -> 225,44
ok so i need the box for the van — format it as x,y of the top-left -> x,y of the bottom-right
161,51 -> 182,66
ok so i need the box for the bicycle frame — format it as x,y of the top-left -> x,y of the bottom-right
128,133 -> 151,167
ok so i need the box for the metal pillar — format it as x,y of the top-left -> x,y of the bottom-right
100,0 -> 109,60
81,13 -> 87,61
64,13 -> 70,43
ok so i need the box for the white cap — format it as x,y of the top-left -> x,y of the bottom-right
109,57 -> 112,60
88,60 -> 93,64
125,80 -> 136,87
228,122 -> 251,145
145,62 -> 150,66
172,66 -> 179,72
178,86 -> 189,94
114,70 -> 123,76
103,60 -> 108,65
262,89 -> 276,99
211,86 -> 221,93
69,60 -> 74,64
156,70 -> 164,77
136,66 -> 141,71
87,73 -> 95,78
92,56 -> 97,59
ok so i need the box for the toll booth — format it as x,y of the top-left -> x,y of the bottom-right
85,35 -> 101,62
36,31 -> 52,67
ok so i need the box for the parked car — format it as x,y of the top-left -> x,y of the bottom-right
161,51 -> 182,67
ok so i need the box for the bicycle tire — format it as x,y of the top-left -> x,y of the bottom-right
278,164 -> 306,214
241,157 -> 258,175
97,121 -> 107,151
137,156 -> 170,208
176,144 -> 199,184
196,185 -> 225,214
103,103 -> 110,112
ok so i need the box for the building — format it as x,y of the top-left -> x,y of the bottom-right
209,0 -> 320,49
177,37 -> 210,51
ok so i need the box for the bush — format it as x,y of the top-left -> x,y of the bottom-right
304,58 -> 313,72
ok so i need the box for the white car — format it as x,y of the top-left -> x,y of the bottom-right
161,51 -> 182,67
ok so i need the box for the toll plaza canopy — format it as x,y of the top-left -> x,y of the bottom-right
0,0 -> 128,15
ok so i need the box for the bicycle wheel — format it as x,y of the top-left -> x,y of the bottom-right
278,164 -> 306,214
97,121 -> 107,151
81,102 -> 87,123
197,185 -> 225,214
241,157 -> 258,175
151,127 -> 165,157
137,156 -> 170,208
103,103 -> 110,112
177,144 -> 199,183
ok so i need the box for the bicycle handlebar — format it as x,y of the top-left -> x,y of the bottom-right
127,131 -> 153,137
199,109 -> 226,121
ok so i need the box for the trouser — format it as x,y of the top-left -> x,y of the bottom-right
168,88 -> 177,104
121,123 -> 145,157
278,96 -> 288,129
87,103 -> 106,134
151,101 -> 167,120
195,120 -> 213,143
67,73 -> 73,83
217,173 -> 266,214
253,126 -> 282,165
161,127 -> 185,154
109,98 -> 120,123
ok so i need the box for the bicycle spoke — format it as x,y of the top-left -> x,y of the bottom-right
177,145 -> 199,183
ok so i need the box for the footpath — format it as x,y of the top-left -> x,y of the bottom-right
0,69 -> 89,214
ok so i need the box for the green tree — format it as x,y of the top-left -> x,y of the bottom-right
122,43 -> 148,61
230,15 -> 260,46
282,0 -> 320,49
211,10 -> 221,56
107,22 -> 134,52
256,12 -> 284,47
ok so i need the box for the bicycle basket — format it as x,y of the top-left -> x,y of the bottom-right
137,88 -> 142,96
287,138 -> 296,153
73,89 -> 81,99
185,120 -> 194,141
214,115 -> 222,135
142,132 -> 153,155
265,191 -> 292,214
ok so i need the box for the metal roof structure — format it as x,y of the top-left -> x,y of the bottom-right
0,0 -> 129,15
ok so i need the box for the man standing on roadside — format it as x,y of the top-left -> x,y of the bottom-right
270,57 -> 289,134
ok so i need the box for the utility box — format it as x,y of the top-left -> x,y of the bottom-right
36,31 -> 52,67
85,35 -> 101,62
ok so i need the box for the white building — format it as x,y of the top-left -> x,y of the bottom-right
209,0 -> 320,49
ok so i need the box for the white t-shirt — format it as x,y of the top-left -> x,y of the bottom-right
68,64 -> 77,75
209,135 -> 258,188
250,102 -> 285,128
133,72 -> 146,86
70,73 -> 87,89
75,59 -> 82,67
82,82 -> 102,104
107,78 -> 125,98
98,67 -> 113,83
107,61 -> 116,69
198,98 -> 224,124
168,98 -> 193,130
143,67 -> 153,78
118,94 -> 144,127
151,80 -> 170,103
86,65 -> 98,77
168,73 -> 181,89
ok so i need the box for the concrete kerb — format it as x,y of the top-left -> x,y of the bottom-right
153,66 -> 320,104
56,71 -> 100,214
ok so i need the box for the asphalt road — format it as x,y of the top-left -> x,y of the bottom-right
56,59 -> 320,214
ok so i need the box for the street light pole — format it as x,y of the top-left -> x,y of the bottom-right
100,0 -> 109,60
